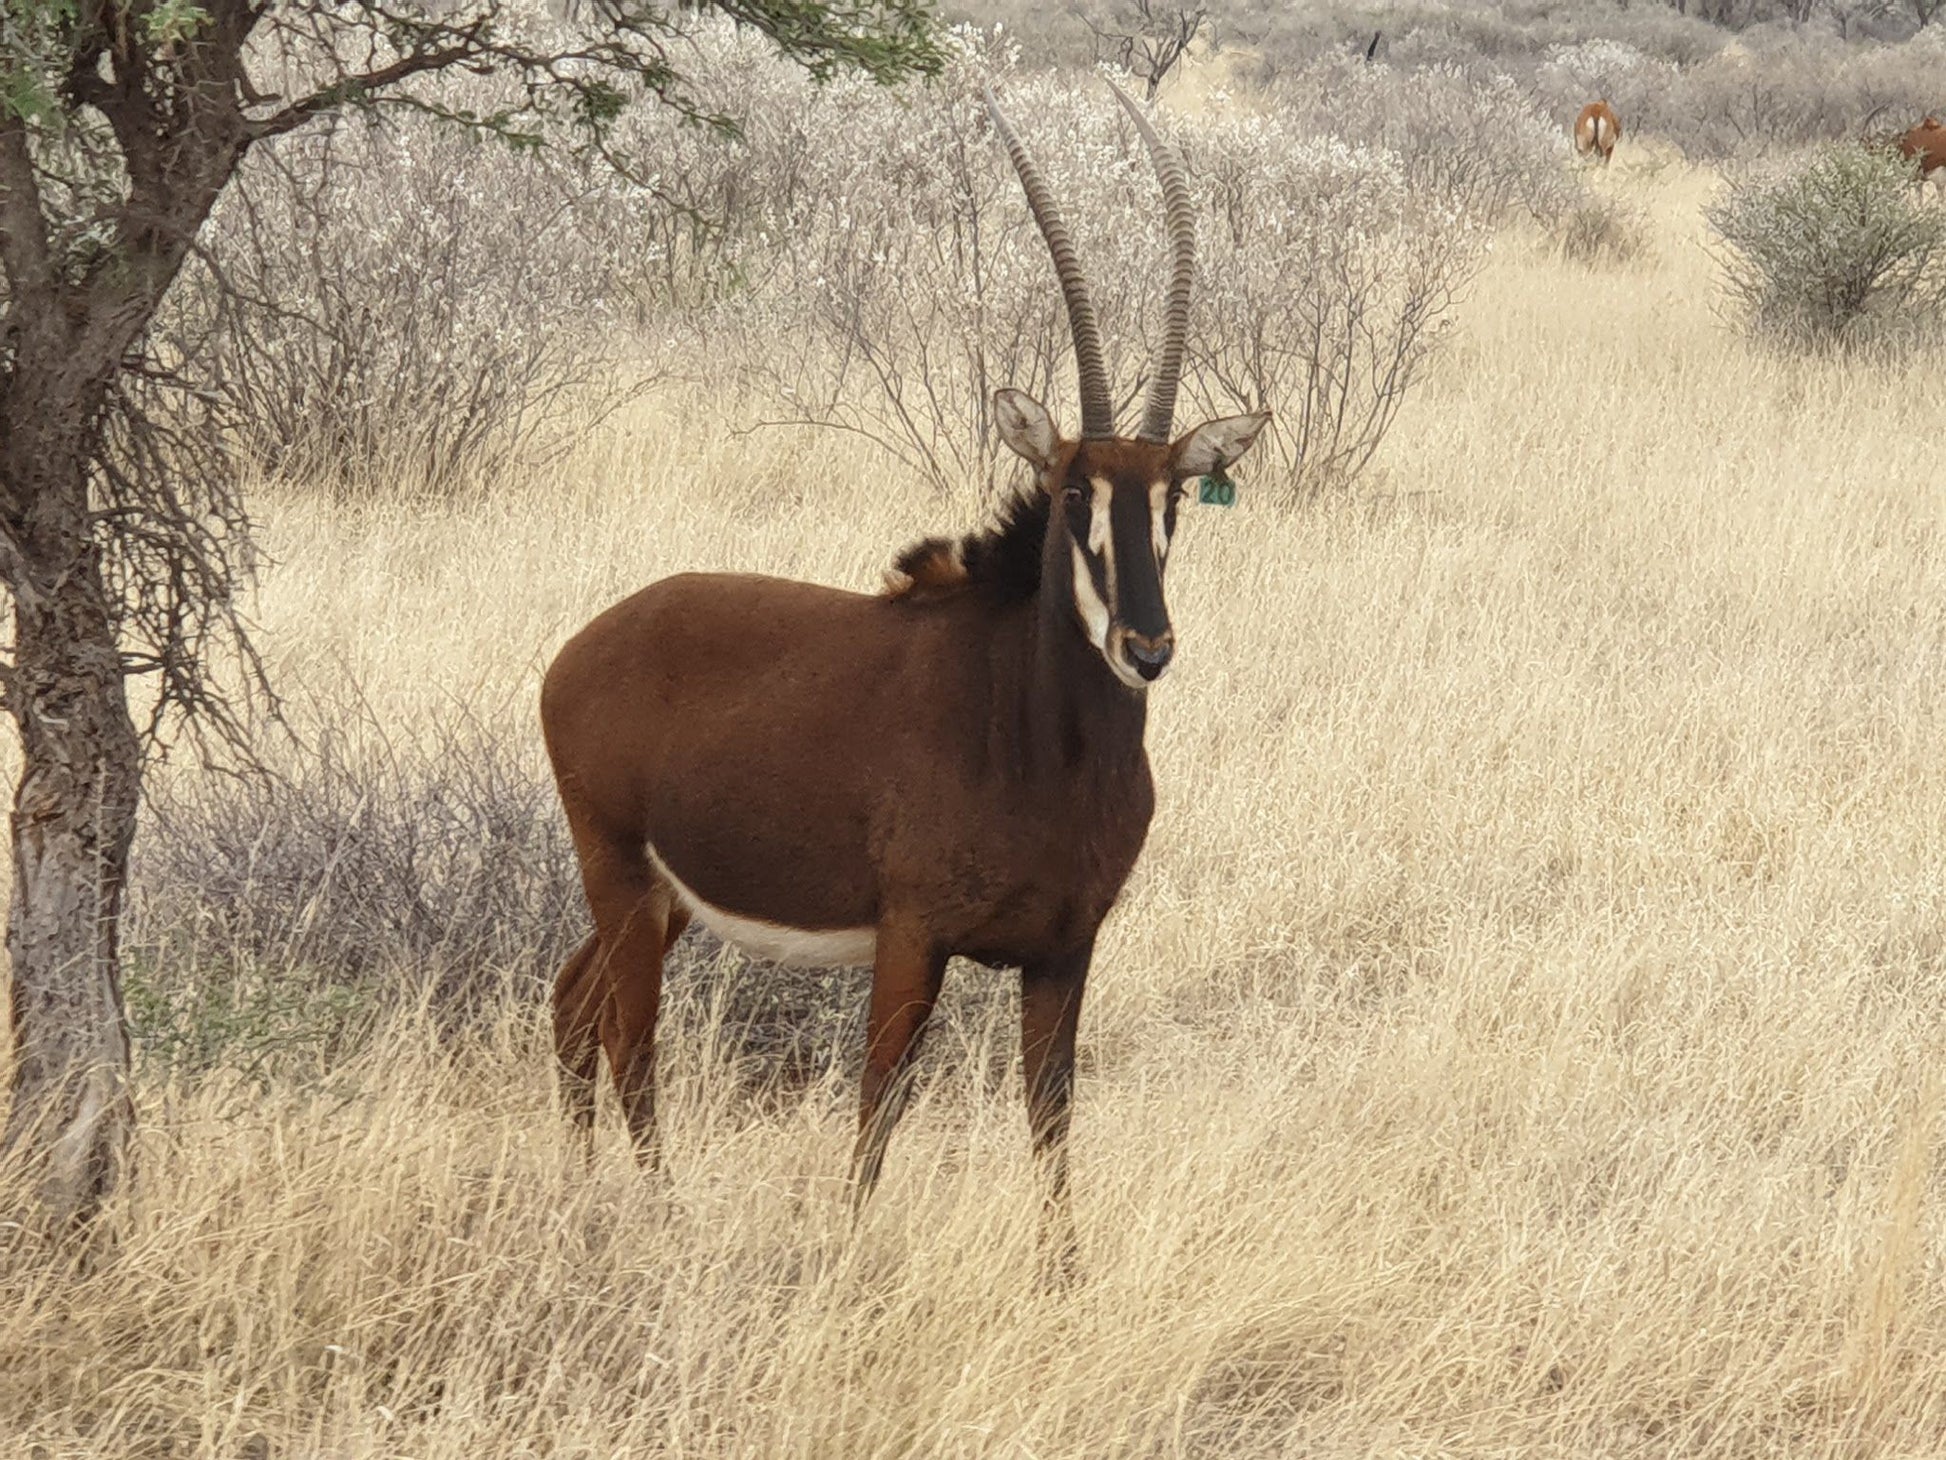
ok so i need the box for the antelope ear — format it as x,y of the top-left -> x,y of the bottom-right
994,388 -> 1062,472
1173,411 -> 1272,479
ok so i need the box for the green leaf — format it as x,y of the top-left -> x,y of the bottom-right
139,0 -> 212,48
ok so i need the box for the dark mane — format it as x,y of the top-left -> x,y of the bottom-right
884,490 -> 1049,605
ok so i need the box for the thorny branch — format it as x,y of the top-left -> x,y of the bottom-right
0,0 -> 943,763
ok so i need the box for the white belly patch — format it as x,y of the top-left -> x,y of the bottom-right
648,845 -> 877,968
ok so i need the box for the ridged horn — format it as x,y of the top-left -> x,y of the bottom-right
984,88 -> 1117,440
1109,80 -> 1196,444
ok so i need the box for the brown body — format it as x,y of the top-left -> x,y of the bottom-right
1898,117 -> 1946,190
542,525 -> 1155,1206
544,427 -> 1260,1270
544,568 -> 1153,973
541,84 -> 1271,1274
1574,101 -> 1620,165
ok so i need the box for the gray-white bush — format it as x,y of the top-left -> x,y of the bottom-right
643,28 -> 1497,496
1637,30 -> 1946,161
164,88 -> 650,499
1264,56 -> 1579,230
164,19 -> 1555,501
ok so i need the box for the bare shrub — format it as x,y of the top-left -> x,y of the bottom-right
585,34 -> 833,319
700,30 -> 1491,497
1257,53 -> 1647,286
1706,143 -> 1946,348
1261,57 -> 1578,230
147,16 -> 1607,506
1073,0 -> 1209,99
1186,130 -> 1482,492
127,701 -> 1011,1092
1533,37 -> 1679,138
1313,0 -> 1722,73
123,718 -> 567,1080
1556,190 -> 1652,265
130,709 -> 585,1023
734,40 -> 1104,489
1644,31 -> 1945,160
1230,2 -> 1940,165
147,17 -> 1541,504
126,709 -> 626,1082
162,93 -> 648,500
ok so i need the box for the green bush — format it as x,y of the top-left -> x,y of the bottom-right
123,950 -> 373,1088
1706,145 -> 1946,349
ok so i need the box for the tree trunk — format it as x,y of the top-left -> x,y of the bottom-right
0,440 -> 143,1232
0,26 -> 252,1233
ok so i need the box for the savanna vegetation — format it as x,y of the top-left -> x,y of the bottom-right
4,0 -> 1946,1453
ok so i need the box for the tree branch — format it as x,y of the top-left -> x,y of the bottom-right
0,117 -> 53,295
248,39 -> 490,140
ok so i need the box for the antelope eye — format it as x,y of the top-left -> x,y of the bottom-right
1062,484 -> 1085,506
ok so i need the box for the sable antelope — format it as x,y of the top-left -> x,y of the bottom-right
1574,100 -> 1620,166
541,83 -> 1269,1268
1897,116 -> 1946,196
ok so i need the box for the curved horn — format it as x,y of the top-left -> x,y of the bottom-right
984,88 -> 1116,440
1109,80 -> 1196,443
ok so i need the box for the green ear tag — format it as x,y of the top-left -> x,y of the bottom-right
1198,470 -> 1238,507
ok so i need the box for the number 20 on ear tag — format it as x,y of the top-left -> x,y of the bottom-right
1198,470 -> 1238,507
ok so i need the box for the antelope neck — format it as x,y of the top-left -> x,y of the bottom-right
1018,531 -> 1148,781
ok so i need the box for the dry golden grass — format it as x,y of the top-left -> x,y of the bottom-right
8,160 -> 1946,1456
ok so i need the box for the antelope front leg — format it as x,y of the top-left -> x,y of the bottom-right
1020,938 -> 1093,1284
852,925 -> 947,1209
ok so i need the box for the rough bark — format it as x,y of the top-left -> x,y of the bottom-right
0,0 -> 941,1235
0,13 -> 251,1229
0,481 -> 142,1230
0,326 -> 145,1228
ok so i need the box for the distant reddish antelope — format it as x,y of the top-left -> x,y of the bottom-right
1897,116 -> 1946,196
541,83 -> 1268,1268
1574,100 -> 1621,165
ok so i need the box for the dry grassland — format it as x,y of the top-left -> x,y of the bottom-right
6,159 -> 1946,1457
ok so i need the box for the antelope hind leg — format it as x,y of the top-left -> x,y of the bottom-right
575,834 -> 677,1169
553,934 -> 604,1145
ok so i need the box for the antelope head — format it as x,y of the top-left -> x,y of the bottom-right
986,85 -> 1269,689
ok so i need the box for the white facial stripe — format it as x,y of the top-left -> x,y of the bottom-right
1070,542 -> 1112,652
1088,477 -> 1112,554
1085,475 -> 1120,619
1149,480 -> 1171,565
